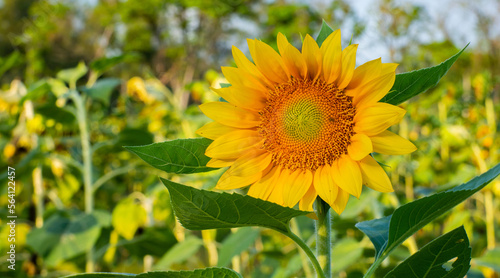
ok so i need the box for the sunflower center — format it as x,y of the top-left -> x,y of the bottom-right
283,99 -> 323,142
259,78 -> 356,171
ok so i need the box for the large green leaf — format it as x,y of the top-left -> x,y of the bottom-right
217,227 -> 260,267
381,44 -> 468,105
26,214 -> 71,257
384,226 -> 471,278
357,163 -> 500,277
26,211 -> 102,267
64,268 -> 242,278
161,178 -> 309,233
125,138 -> 216,174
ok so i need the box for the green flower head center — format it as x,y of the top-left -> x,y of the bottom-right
283,99 -> 323,142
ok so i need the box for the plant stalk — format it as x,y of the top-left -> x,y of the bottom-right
290,219 -> 313,278
70,91 -> 95,272
316,198 -> 331,278
284,228 -> 326,278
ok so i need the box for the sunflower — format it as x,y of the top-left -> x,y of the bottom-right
196,30 -> 416,215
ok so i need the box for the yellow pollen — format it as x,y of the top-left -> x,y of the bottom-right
259,78 -> 356,171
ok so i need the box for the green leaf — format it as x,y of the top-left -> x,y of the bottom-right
82,78 -> 121,105
153,236 -> 203,270
124,227 -> 178,258
381,44 -> 468,105
355,216 -> 391,260
357,163 -> 500,276
384,226 -> 471,278
90,53 -> 140,73
27,212 -> 102,267
217,227 -> 260,267
26,214 -> 71,256
331,238 -> 365,274
0,51 -> 22,77
474,248 -> 500,273
111,197 -> 147,240
117,128 -> 154,147
36,103 -> 75,124
64,268 -> 242,278
161,178 -> 309,233
19,80 -> 51,104
65,274 -> 133,278
125,138 -> 216,174
57,61 -> 88,86
316,20 -> 334,47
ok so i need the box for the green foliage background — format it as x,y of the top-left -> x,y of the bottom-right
0,0 -> 499,277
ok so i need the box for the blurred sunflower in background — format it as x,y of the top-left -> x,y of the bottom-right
197,30 -> 416,214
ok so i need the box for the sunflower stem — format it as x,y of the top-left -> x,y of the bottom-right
283,227 -> 326,278
316,198 -> 331,278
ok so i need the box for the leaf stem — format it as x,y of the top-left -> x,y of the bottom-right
316,198 -> 331,278
363,256 -> 384,278
290,219 -> 314,278
284,228 -> 326,278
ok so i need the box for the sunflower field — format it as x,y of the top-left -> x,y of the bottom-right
0,1 -> 499,278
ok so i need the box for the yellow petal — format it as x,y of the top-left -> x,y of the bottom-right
371,130 -> 417,155
332,155 -> 362,198
206,157 -> 235,168
380,62 -> 399,75
251,39 -> 289,84
320,29 -> 342,83
313,164 -> 339,208
199,102 -> 260,128
230,150 -> 273,177
282,169 -> 313,208
211,86 -> 267,111
248,166 -> 281,200
277,33 -> 307,79
302,34 -> 322,80
215,169 -> 261,190
345,58 -> 382,91
337,44 -> 358,89
353,72 -> 396,108
299,184 -> 317,212
267,168 -> 288,205
232,46 -> 274,88
358,155 -> 393,192
196,121 -> 240,140
347,133 -> 373,161
247,38 -> 257,60
276,33 -> 289,57
205,130 -> 262,159
354,103 -> 406,136
221,67 -> 268,92
331,187 -> 349,215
